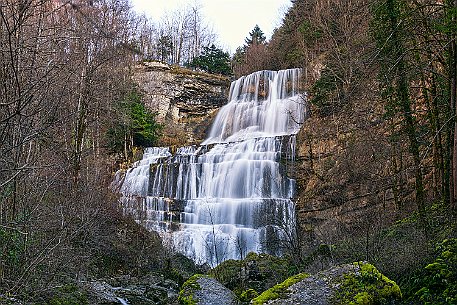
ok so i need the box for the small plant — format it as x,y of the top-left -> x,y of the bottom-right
106,89 -> 162,160
409,239 -> 457,305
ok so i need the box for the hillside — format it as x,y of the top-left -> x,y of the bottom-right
233,0 -> 457,303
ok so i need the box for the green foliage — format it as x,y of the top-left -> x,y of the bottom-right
0,228 -> 26,274
46,284 -> 88,305
232,46 -> 245,64
297,20 -> 322,42
188,44 -> 232,75
245,24 -> 266,46
310,68 -> 344,116
333,262 -> 402,305
157,35 -> 173,63
251,273 -> 309,305
107,90 -> 162,156
406,239 -> 457,305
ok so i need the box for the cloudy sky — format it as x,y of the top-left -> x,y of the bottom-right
130,0 -> 292,53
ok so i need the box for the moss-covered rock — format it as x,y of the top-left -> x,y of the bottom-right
178,274 -> 203,305
332,262 -> 402,305
251,273 -> 309,305
240,289 -> 259,302
241,262 -> 401,305
209,252 -> 295,299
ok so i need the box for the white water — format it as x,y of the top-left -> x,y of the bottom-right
117,68 -> 306,266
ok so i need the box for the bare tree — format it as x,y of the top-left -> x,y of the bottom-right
0,0 -> 143,296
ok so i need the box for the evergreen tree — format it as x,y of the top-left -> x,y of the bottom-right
157,34 -> 173,63
245,24 -> 266,46
188,44 -> 232,75
107,90 -> 162,160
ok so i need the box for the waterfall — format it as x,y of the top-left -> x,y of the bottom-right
117,68 -> 306,266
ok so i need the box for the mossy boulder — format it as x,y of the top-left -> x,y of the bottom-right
179,274 -> 239,305
251,273 -> 309,305
209,252 -> 295,298
332,262 -> 401,305
240,289 -> 259,302
247,262 -> 401,305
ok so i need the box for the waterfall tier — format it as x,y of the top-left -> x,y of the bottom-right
117,68 -> 306,266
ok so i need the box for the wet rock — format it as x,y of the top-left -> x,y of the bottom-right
82,274 -> 180,305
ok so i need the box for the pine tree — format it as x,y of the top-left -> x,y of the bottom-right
188,44 -> 232,75
107,90 -> 162,160
245,24 -> 266,46
157,34 -> 173,63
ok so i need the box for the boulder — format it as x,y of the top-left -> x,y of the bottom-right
179,274 -> 239,305
82,274 -> 179,305
251,262 -> 401,305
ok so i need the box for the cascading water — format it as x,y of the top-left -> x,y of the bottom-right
117,68 -> 306,266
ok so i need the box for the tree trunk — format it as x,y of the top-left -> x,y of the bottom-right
451,0 -> 457,214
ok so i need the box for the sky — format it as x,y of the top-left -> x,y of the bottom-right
130,0 -> 292,54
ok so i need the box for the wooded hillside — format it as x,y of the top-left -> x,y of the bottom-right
234,0 -> 457,303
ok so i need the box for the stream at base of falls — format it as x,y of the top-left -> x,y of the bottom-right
114,68 -> 307,267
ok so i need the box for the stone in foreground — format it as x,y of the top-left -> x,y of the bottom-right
179,274 -> 239,305
251,262 -> 401,305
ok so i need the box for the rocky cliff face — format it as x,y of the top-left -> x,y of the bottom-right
133,61 -> 231,145
293,80 -> 419,255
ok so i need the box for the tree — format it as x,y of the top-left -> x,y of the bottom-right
150,3 -> 217,65
0,0 -> 144,295
448,0 -> 457,213
107,90 -> 162,160
245,24 -> 267,46
371,0 -> 427,230
188,44 -> 232,75
157,34 -> 173,63
232,26 -> 269,77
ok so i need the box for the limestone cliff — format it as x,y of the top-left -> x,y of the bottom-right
293,77 -> 420,258
133,61 -> 231,145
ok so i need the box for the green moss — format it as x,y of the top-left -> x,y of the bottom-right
240,288 -> 258,302
332,262 -> 402,305
209,252 -> 295,296
352,291 -> 373,305
251,272 -> 309,305
178,274 -> 205,305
